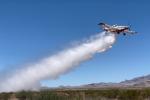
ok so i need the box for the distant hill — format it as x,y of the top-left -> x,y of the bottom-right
47,74 -> 150,90
80,74 -> 150,88
120,74 -> 150,87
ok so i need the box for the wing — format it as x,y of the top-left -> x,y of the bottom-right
125,30 -> 137,34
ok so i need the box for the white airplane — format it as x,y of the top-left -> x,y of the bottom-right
98,22 -> 137,35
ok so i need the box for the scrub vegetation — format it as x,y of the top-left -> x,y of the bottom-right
1,88 -> 150,100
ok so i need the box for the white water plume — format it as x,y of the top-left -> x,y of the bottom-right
0,32 -> 116,92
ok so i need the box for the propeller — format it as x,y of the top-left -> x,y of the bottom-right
127,22 -> 132,30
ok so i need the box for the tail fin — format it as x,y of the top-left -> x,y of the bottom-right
98,23 -> 105,25
98,22 -> 110,29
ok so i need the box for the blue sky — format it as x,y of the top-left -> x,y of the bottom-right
0,0 -> 150,87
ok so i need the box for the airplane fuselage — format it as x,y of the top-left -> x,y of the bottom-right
98,22 -> 137,35
104,26 -> 129,34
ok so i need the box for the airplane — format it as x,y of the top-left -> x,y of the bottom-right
98,22 -> 137,35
